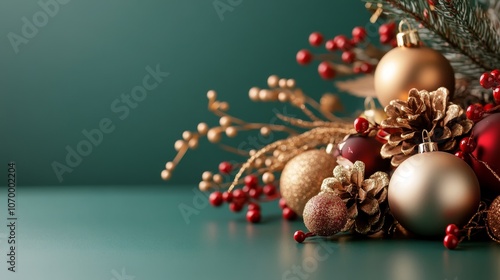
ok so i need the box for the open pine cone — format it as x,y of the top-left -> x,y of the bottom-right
320,161 -> 390,235
380,87 -> 473,167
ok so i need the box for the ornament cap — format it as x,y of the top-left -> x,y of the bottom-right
418,130 -> 438,153
396,20 -> 421,48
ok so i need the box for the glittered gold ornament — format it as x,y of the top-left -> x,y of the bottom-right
280,149 -> 337,215
388,137 -> 480,237
487,196 -> 500,242
374,21 -> 455,107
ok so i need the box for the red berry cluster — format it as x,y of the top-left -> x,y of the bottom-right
297,25 -> 394,80
443,224 -> 461,250
208,172 -> 292,224
378,22 -> 397,46
479,69 -> 500,105
454,136 -> 476,160
279,198 -> 298,220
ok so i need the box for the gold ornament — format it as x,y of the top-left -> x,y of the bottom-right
388,135 -> 480,237
374,20 -> 455,107
280,149 -> 337,215
487,196 -> 500,242
321,161 -> 391,235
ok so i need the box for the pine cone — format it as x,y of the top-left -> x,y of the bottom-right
320,161 -> 390,235
380,87 -> 473,167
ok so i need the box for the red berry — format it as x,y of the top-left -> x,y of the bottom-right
379,34 -> 392,44
209,191 -> 223,207
244,174 -> 258,188
242,185 -> 251,193
491,69 -> 500,82
445,224 -> 460,237
325,39 -> 337,51
390,38 -> 398,48
459,137 -> 476,153
352,26 -> 367,41
294,230 -> 306,243
309,32 -> 324,47
296,49 -> 313,65
379,22 -> 396,36
493,87 -> 500,104
427,0 -> 435,6
455,151 -> 465,160
353,65 -> 362,74
341,51 -> 356,63
318,61 -> 336,80
360,62 -> 374,73
248,186 -> 262,199
466,104 -> 484,122
218,161 -> 232,174
232,189 -> 248,203
334,35 -> 353,51
282,207 -> 298,220
443,234 -> 459,249
246,209 -> 261,223
222,191 -> 233,202
248,202 -> 260,211
480,72 -> 496,89
354,117 -> 370,133
263,184 -> 277,196
279,198 -> 287,209
229,201 -> 244,212
484,103 -> 495,111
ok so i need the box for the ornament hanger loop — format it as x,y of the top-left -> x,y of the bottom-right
364,97 -> 376,112
398,19 -> 413,33
418,129 -> 438,153
396,19 -> 421,47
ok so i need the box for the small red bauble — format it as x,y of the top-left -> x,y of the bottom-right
247,202 -> 260,211
244,174 -> 258,188
263,184 -> 277,196
341,51 -> 356,63
333,35 -> 352,51
493,87 -> 500,104
218,161 -> 232,174
308,32 -> 324,47
470,113 -> 500,198
480,72 -> 496,89
232,189 -> 248,203
339,136 -> 390,176
484,103 -> 495,111
466,104 -> 484,122
222,191 -> 233,202
209,191 -> 223,207
360,62 -> 373,74
491,69 -> 500,82
378,22 -> 396,37
229,201 -> 244,212
296,49 -> 313,65
294,230 -> 306,243
459,137 -> 476,153
443,234 -> 459,250
282,207 -> 297,220
279,198 -> 287,209
248,186 -> 262,199
352,26 -> 367,41
246,209 -> 261,223
445,224 -> 460,237
325,39 -> 337,51
379,34 -> 392,45
318,62 -> 336,80
354,117 -> 370,133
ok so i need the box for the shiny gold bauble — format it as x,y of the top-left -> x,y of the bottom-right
280,150 -> 337,216
388,150 -> 480,237
374,46 -> 455,107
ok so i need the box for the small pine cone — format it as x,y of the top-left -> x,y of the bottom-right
380,87 -> 473,167
321,161 -> 391,235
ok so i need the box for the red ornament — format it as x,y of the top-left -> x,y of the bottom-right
222,191 -> 233,202
246,209 -> 261,223
333,35 -> 352,51
360,62 -> 373,74
480,72 -> 496,89
218,161 -> 232,174
247,202 -> 260,211
325,39 -> 337,52
354,117 -> 370,133
279,198 -> 287,209
232,189 -> 248,203
244,174 -> 258,188
443,234 -> 459,250
470,113 -> 500,198
294,230 -> 306,243
493,87 -> 500,104
445,224 -> 460,237
296,49 -> 313,65
339,136 -> 390,176
282,207 -> 297,220
378,22 -> 396,37
229,202 -> 244,212
459,137 -> 476,153
248,186 -> 262,199
352,26 -> 367,41
318,62 -> 336,80
466,104 -> 484,122
209,191 -> 223,207
341,51 -> 356,63
263,184 -> 277,196
308,32 -> 324,47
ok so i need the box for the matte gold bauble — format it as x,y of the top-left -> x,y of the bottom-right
280,149 -> 337,215
374,21 -> 455,107
388,142 -> 480,237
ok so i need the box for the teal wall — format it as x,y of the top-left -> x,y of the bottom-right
1,0 -> 369,186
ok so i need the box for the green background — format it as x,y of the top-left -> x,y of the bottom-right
1,0 -> 370,186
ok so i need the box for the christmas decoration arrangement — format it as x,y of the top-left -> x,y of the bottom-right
163,0 -> 500,250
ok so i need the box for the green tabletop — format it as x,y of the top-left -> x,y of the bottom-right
0,185 -> 498,280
